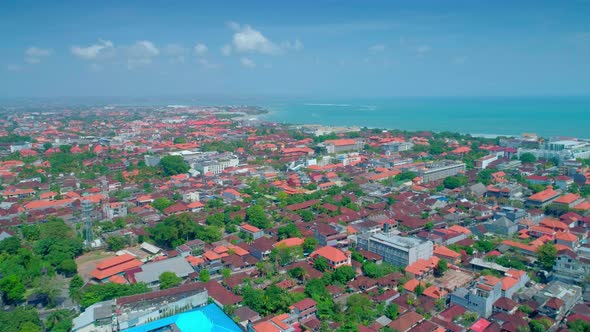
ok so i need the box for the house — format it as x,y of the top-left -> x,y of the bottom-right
90,254 -> 143,282
240,224 -> 264,240
487,217 -> 518,236
555,176 -> 573,190
249,237 -> 275,260
526,175 -> 551,185
314,223 -> 346,246
290,298 -> 317,320
450,276 -> 503,318
552,193 -> 585,208
309,246 -> 351,270
525,187 -> 561,208
552,249 -> 590,283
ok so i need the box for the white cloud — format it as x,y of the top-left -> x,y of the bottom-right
194,43 -> 208,56
71,39 -> 114,60
240,57 -> 256,68
25,47 -> 52,64
369,44 -> 386,53
125,41 -> 159,68
232,23 -> 281,55
229,22 -> 303,55
221,44 -> 232,56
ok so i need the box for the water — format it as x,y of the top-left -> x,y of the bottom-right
260,96 -> 590,138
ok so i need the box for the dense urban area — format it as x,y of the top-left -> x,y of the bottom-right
0,105 -> 589,332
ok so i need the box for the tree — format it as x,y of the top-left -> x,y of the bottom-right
277,223 -> 301,240
303,237 -> 318,254
568,319 -> 590,332
289,267 -> 307,281
0,275 -> 25,304
298,210 -> 314,222
173,137 -> 187,144
151,197 -> 174,212
443,176 -> 468,189
222,268 -> 232,279
424,221 -> 434,231
305,278 -> 330,301
199,269 -> 210,282
0,236 -> 21,254
384,303 -> 399,320
0,307 -> 41,332
159,155 -> 189,176
434,259 -> 448,277
58,258 -> 78,276
313,256 -> 329,272
45,309 -> 73,332
520,153 -> 537,164
474,240 -> 495,253
333,266 -> 356,284
537,242 -> 558,270
246,205 -> 271,229
69,275 -> 84,302
414,283 -> 425,296
106,236 -> 128,251
159,271 -> 182,289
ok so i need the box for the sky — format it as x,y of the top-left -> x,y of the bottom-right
1,0 -> 590,98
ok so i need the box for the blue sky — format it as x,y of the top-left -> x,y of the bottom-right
1,0 -> 589,97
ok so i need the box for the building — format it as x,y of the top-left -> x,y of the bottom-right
552,249 -> 590,283
72,283 -> 213,332
310,246 -> 351,270
476,154 -> 499,170
518,139 -> 590,162
382,141 -> 414,154
357,233 -> 433,267
240,224 -> 264,240
90,254 -> 143,282
324,138 -> 364,154
417,161 -> 466,183
143,155 -> 161,167
450,276 -> 503,318
192,153 -> 239,175
525,186 -> 561,208
133,256 -> 194,287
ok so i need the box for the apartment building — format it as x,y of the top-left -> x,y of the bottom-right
418,161 -> 466,183
357,233 -> 433,267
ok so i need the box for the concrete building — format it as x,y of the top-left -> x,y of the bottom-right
192,153 -> 239,175
518,139 -> 590,162
451,276 -> 503,318
357,233 -> 433,267
418,161 -> 466,183
382,141 -> 414,154
133,256 -> 194,287
324,138 -> 364,154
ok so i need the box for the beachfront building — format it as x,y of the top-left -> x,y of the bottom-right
518,139 -> 590,162
357,233 -> 433,267
324,138 -> 365,154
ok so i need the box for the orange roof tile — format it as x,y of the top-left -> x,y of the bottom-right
109,275 -> 127,284
528,188 -> 559,202
554,193 -> 581,205
90,258 -> 142,280
241,223 -> 261,233
434,245 -> 461,259
96,254 -> 136,270
555,232 -> 578,242
500,277 -> 518,291
311,246 -> 349,263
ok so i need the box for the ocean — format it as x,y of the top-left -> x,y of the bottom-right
260,96 -> 590,139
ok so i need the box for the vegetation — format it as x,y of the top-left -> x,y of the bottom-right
79,283 -> 150,308
159,272 -> 182,289
537,242 -> 557,270
159,155 -> 189,176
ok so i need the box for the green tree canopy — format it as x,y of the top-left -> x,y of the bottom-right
537,242 -> 558,270
159,155 -> 189,176
520,153 -> 537,163
159,271 -> 182,289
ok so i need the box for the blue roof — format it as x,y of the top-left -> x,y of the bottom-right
123,304 -> 242,332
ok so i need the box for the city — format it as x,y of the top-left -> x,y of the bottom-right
0,104 -> 588,332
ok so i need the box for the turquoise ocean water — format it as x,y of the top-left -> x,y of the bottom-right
259,97 -> 590,138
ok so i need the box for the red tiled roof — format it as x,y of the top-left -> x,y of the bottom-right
311,246 -> 349,264
554,193 -> 581,205
528,188 -> 559,202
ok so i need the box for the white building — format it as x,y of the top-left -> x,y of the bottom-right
357,233 -> 433,267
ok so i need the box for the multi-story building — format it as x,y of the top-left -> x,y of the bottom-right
450,276 -> 503,318
518,139 -> 590,162
552,249 -> 590,283
357,233 -> 433,267
191,152 -> 239,175
417,161 -> 466,183
382,141 -> 414,154
324,138 -> 365,154
310,246 -> 352,270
